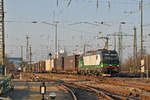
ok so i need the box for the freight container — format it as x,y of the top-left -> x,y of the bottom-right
64,55 -> 79,72
31,62 -> 39,73
32,63 -> 36,73
45,59 -> 50,72
45,59 -> 54,72
36,62 -> 40,73
39,61 -> 45,73
35,62 -> 39,73
25,66 -> 30,72
32,63 -> 36,72
50,59 -> 54,71
23,67 -> 27,72
54,57 -> 64,72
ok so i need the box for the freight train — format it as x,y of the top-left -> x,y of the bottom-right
28,49 -> 120,76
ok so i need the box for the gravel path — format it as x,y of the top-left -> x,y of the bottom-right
5,81 -> 73,100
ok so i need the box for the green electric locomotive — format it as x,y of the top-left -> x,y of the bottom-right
78,49 -> 120,76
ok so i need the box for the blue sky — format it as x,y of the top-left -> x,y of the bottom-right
4,0 -> 150,61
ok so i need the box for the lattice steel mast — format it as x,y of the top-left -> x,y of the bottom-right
0,0 -> 6,75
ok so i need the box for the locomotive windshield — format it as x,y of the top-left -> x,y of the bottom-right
102,50 -> 119,64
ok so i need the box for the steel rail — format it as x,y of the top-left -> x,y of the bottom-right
62,85 -> 77,100
30,74 -> 77,100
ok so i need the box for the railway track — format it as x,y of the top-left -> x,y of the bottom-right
65,81 -> 135,100
33,74 -> 116,100
27,79 -> 78,100
75,81 -> 150,100
82,85 -> 138,100
31,74 -> 99,100
61,84 -> 77,100
19,73 -> 150,100
64,82 -> 113,100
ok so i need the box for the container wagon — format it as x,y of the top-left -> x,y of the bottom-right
54,55 -> 79,73
54,57 -> 64,73
64,55 -> 79,73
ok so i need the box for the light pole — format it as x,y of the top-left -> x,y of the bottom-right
146,34 -> 150,79
32,21 -> 59,59
140,0 -> 144,60
42,21 -> 59,59
55,21 -> 59,59
140,0 -> 144,78
133,27 -> 137,73
117,22 -> 126,70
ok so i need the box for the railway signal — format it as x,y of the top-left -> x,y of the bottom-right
40,82 -> 46,100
